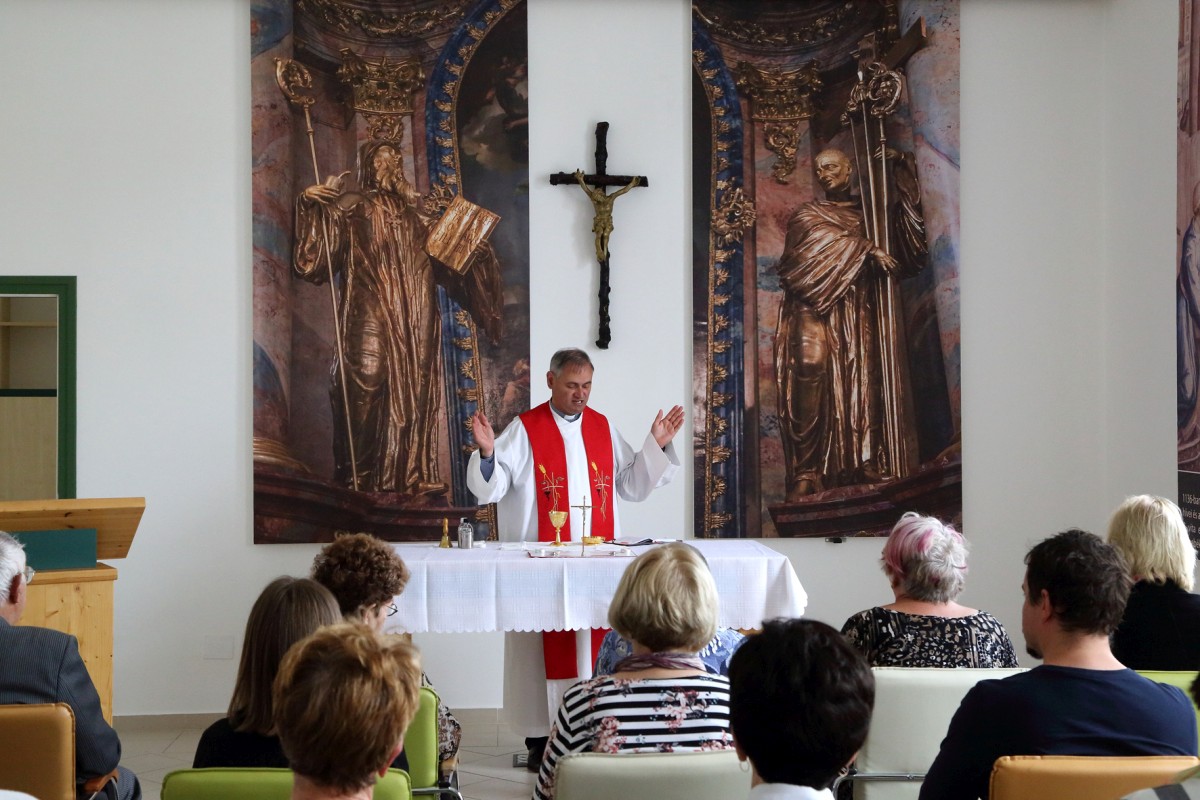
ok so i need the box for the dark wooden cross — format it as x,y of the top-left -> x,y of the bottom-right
550,122 -> 648,349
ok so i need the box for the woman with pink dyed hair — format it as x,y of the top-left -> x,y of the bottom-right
840,512 -> 1019,667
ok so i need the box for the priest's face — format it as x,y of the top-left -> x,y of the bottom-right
547,364 -> 593,416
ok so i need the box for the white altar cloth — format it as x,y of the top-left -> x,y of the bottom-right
385,539 -> 807,635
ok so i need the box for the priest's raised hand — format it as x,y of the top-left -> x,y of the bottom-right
651,405 -> 685,449
471,410 -> 495,458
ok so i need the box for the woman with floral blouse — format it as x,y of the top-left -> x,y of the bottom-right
533,543 -> 733,800
841,512 -> 1018,668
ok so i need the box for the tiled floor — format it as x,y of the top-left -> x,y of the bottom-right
114,708 -> 536,800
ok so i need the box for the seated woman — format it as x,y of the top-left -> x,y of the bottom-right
593,545 -> 743,676
274,623 -> 422,800
311,533 -> 461,768
841,512 -> 1018,667
593,626 -> 745,677
534,542 -> 734,800
193,576 -> 364,768
730,619 -> 875,799
1107,495 -> 1200,670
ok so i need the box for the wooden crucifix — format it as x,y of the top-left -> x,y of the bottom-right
549,122 -> 648,349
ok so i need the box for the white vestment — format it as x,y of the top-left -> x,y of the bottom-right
465,407 -> 680,735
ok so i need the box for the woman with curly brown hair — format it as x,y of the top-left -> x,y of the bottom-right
311,532 -> 412,626
311,533 -> 462,768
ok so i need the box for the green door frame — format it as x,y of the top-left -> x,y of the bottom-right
0,276 -> 76,498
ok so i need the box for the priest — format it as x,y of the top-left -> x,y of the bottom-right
466,347 -> 683,770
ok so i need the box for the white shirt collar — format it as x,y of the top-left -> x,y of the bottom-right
748,783 -> 834,800
550,403 -> 581,423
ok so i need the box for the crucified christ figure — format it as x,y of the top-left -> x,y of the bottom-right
573,169 -> 640,262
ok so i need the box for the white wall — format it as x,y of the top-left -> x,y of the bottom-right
0,0 -> 1177,714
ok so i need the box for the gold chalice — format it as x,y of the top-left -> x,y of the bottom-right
548,509 -> 567,547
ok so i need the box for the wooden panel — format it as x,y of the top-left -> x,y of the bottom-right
0,396 -> 56,501
21,564 -> 116,723
0,497 -> 145,559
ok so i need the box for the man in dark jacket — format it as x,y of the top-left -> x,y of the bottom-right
0,531 -> 140,800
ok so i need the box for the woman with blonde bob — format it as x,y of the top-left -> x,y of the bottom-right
1107,495 -> 1200,670
274,623 -> 422,800
533,543 -> 734,800
841,512 -> 1018,667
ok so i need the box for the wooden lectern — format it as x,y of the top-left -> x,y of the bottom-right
0,497 -> 144,723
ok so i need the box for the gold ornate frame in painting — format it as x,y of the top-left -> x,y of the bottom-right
691,1 -> 962,538
251,0 -> 529,542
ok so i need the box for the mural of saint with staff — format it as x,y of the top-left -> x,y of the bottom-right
294,137 -> 503,496
774,140 -> 925,501
692,2 -> 959,538
252,0 -> 529,543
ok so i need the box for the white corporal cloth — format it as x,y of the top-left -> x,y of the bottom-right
384,539 -> 808,735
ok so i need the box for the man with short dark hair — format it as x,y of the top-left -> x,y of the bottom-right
920,529 -> 1197,800
730,619 -> 875,798
0,532 -> 140,800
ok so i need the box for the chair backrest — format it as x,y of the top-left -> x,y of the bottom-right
852,667 -> 1027,800
1136,670 -> 1200,741
404,687 -> 440,789
0,703 -> 77,800
554,750 -> 749,800
989,755 -> 1200,800
160,767 -> 412,800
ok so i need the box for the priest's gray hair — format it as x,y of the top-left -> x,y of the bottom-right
0,531 -> 25,596
549,348 -> 593,376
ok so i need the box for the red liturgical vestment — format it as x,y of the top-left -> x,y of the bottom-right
464,396 -> 681,735
520,402 -> 613,678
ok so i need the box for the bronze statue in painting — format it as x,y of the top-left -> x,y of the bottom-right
774,147 -> 925,501
294,140 -> 501,496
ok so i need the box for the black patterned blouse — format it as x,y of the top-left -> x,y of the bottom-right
840,607 -> 1020,668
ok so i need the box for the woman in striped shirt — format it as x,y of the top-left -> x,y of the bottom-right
533,543 -> 733,800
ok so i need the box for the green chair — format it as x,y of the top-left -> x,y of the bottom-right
160,767 -> 412,800
407,687 -> 463,800
1137,670 -> 1200,741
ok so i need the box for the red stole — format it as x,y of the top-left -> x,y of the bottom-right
519,403 -> 616,542
519,402 -> 614,679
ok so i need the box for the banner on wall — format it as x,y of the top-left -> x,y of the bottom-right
1177,0 -> 1200,546
250,0 -> 529,543
691,0 -> 962,538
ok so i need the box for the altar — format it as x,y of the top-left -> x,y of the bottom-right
384,539 -> 807,635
